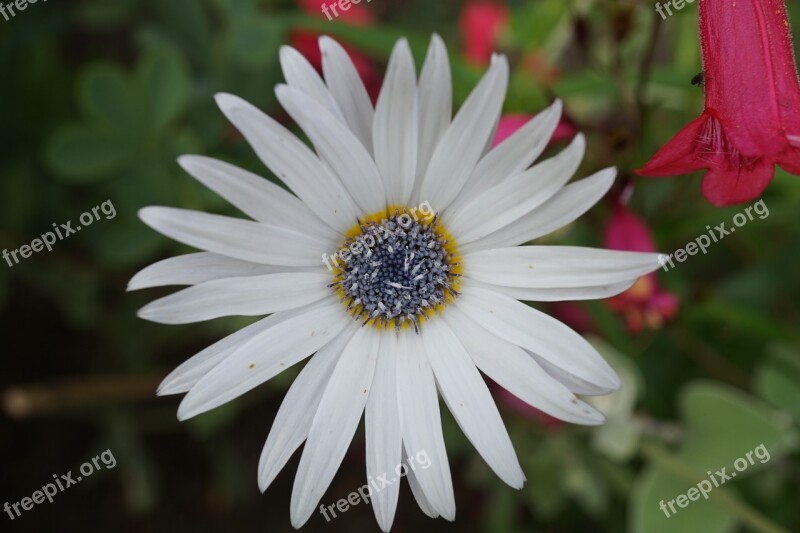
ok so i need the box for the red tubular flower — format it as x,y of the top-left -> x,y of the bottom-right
291,0 -> 381,97
603,202 -> 678,334
637,0 -> 800,206
459,1 -> 509,65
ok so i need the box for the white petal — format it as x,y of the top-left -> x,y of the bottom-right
419,55 -> 509,210
414,34 -> 452,196
454,100 -> 562,206
258,325 -> 355,492
462,246 -> 664,289
444,307 -> 606,424
481,112 -> 501,158
215,93 -> 358,233
455,285 -> 621,392
276,84 -> 387,214
529,351 -> 617,396
373,38 -> 418,205
366,332 -> 402,532
290,326 -> 380,528
396,331 -> 455,521
157,309 -> 303,396
320,36 -> 374,153
177,298 -> 350,420
405,446 -> 439,518
467,278 -> 638,302
446,134 -> 585,243
139,207 -> 332,267
137,272 -> 331,324
461,167 -> 616,253
128,252 -> 296,291
177,155 -> 338,242
422,319 -> 525,488
279,45 -> 345,122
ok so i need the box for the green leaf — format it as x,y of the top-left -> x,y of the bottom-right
756,344 -> 800,424
632,464 -> 736,533
45,125 -> 132,182
631,382 -> 799,533
679,382 -> 798,470
77,63 -> 139,129
138,49 -> 189,131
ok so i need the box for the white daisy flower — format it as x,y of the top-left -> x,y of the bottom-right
131,35 -> 664,530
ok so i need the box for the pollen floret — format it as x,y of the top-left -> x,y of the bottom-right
332,208 -> 461,332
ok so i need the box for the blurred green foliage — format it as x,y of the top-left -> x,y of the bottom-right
1,0 -> 800,532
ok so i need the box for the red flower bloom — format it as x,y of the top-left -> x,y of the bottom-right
291,0 -> 381,98
459,1 -> 509,66
637,0 -> 800,206
603,201 -> 678,334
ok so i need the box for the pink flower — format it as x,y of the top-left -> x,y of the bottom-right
493,112 -> 578,148
637,0 -> 800,206
291,0 -> 381,98
459,1 -> 509,65
603,202 -> 678,334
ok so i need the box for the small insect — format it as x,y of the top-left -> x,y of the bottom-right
691,72 -> 705,87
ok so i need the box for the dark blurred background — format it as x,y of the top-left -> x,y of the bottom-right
2,0 -> 800,531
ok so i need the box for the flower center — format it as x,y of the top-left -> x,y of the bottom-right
330,206 -> 461,332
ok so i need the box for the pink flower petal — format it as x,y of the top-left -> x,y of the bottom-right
460,1 -> 509,66
701,156 -> 775,207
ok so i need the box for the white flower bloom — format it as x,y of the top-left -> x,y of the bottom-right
130,35 -> 664,531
